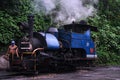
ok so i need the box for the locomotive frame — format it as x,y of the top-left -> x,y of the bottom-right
9,14 -> 98,73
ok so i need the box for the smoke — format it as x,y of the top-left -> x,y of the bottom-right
32,0 -> 98,24
33,0 -> 56,14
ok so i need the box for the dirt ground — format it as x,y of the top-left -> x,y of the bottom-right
0,66 -> 120,80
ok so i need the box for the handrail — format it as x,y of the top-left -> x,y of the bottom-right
32,48 -> 44,55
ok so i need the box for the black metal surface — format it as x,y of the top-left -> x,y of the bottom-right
32,32 -> 47,49
17,22 -> 29,33
17,14 -> 34,40
28,14 -> 34,40
63,23 -> 98,32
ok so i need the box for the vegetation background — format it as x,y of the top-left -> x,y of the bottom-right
0,0 -> 120,65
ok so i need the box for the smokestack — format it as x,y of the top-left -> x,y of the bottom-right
27,14 -> 34,40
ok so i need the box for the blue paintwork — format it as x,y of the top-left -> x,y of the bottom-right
40,32 -> 60,49
52,32 -> 59,38
58,29 -> 96,56
38,27 -> 96,58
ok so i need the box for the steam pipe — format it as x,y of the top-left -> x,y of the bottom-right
32,48 -> 44,55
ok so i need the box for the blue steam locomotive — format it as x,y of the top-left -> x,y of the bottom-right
9,15 -> 97,73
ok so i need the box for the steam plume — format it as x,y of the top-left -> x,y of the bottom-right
32,0 -> 98,24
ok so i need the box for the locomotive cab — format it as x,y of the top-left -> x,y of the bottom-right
58,22 -> 98,60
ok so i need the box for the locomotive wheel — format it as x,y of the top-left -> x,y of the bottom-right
80,60 -> 95,67
87,60 -> 95,67
53,60 -> 76,72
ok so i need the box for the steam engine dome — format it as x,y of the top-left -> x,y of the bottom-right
48,27 -> 58,33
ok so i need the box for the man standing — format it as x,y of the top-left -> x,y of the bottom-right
6,40 -> 19,58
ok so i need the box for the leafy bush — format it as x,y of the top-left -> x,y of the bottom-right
0,0 -> 51,51
88,0 -> 120,65
0,11 -> 21,45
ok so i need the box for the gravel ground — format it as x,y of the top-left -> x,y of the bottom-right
0,66 -> 120,80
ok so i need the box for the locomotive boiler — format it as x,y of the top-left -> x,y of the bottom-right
9,14 -> 98,73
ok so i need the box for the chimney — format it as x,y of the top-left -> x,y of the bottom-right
27,14 -> 34,40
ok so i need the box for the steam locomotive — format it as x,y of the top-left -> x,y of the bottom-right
9,14 -> 97,73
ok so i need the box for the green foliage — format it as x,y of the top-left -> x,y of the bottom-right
89,15 -> 120,54
0,11 -> 21,45
0,0 -> 33,47
97,50 -> 120,65
0,0 -> 32,16
0,0 -> 51,48
34,14 -> 51,31
88,0 -> 120,65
